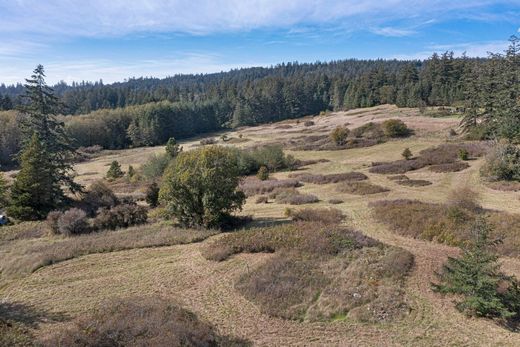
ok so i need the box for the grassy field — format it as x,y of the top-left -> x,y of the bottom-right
2,105 -> 519,346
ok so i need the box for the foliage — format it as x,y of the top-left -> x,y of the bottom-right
402,148 -> 413,160
56,208 -> 89,236
239,177 -> 301,197
330,126 -> 349,145
92,204 -> 148,231
106,160 -> 124,180
256,166 -> 269,181
288,207 -> 345,224
81,181 -> 118,215
165,137 -> 182,158
146,182 -> 160,208
0,172 -> 8,209
159,146 -> 246,228
434,217 -> 520,322
289,171 -> 367,184
7,134 -> 64,220
381,119 -> 411,138
481,143 -> 520,181
458,148 -> 469,161
337,181 -> 390,195
141,153 -> 171,180
127,165 -> 136,179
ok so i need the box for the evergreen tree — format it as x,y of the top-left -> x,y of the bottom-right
19,65 -> 80,193
106,161 -> 124,180
7,134 -> 60,220
165,137 -> 182,158
434,217 -> 518,320
0,172 -> 8,209
145,182 -> 160,208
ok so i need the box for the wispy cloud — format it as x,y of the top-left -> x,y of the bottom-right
371,27 -> 416,37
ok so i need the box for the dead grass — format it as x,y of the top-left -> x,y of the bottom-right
272,188 -> 319,205
0,223 -> 216,277
288,171 -> 367,184
40,296 -> 249,347
336,181 -> 390,195
204,222 -> 413,322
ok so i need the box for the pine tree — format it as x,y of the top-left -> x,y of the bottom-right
106,161 -> 124,180
402,148 -> 413,160
434,217 -> 516,319
0,172 -> 8,209
19,65 -> 80,194
165,137 -> 182,158
7,134 -> 59,220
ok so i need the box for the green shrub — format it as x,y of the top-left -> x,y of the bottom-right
256,166 -> 269,181
141,153 -> 171,180
159,146 -> 245,228
381,119 -> 411,138
458,148 -> 469,160
481,143 -> 520,181
330,126 -> 349,145
165,137 -> 182,158
402,148 -> 412,160
145,182 -> 160,208
106,160 -> 124,180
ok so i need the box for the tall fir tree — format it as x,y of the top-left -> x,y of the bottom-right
7,134 -> 60,220
19,65 -> 80,193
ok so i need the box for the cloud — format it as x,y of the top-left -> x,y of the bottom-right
0,0 -> 509,37
392,40 -> 510,60
371,27 -> 416,37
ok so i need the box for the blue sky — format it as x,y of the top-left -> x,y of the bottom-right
0,0 -> 519,85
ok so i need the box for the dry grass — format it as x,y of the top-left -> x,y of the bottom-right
336,181 -> 390,195
288,171 -> 367,184
204,222 -> 413,322
288,207 -> 345,224
0,223 -> 216,277
486,181 -> 520,192
41,297 -> 249,347
429,162 -> 470,173
272,188 -> 319,205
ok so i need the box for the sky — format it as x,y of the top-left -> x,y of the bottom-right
0,0 -> 519,85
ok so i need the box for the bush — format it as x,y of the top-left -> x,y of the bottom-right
402,148 -> 412,160
46,211 -> 62,234
447,187 -> 481,213
337,181 -> 389,195
200,137 -> 217,145
145,182 -> 160,208
141,153 -> 171,180
165,137 -> 182,158
351,122 -> 384,139
82,181 -> 119,215
41,297 -> 248,347
395,179 -> 432,187
289,207 -> 344,224
458,148 -> 469,160
255,196 -> 268,204
106,160 -> 124,180
429,162 -> 470,173
328,199 -> 343,204
239,177 -> 301,196
256,166 -> 269,181
159,146 -> 245,228
481,143 -> 520,181
57,208 -> 89,236
304,120 -> 315,127
273,189 -> 319,205
93,204 -> 148,231
381,119 -> 411,138
288,172 -> 367,184
330,126 -> 349,145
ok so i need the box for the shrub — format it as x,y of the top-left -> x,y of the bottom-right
395,179 -> 432,187
159,146 -> 245,228
126,165 -> 136,180
328,199 -> 343,204
41,297 -> 248,347
93,204 -> 148,231
481,143 -> 520,182
304,120 -> 315,127
337,181 -> 389,195
142,154 -> 169,180
106,160 -> 124,180
248,145 -> 288,172
200,137 -> 217,145
429,162 -> 470,173
165,137 -> 182,158
351,122 -> 384,139
387,175 -> 409,181
447,187 -> 481,213
330,126 -> 349,145
288,172 -> 367,184
46,211 -> 62,234
273,189 -> 319,205
255,196 -> 268,204
256,166 -> 269,181
239,177 -> 300,196
145,182 -> 160,208
82,181 -> 118,215
381,119 -> 411,138
289,207 -> 344,224
449,129 -> 458,137
57,208 -> 89,236
458,148 -> 469,161
402,148 -> 412,160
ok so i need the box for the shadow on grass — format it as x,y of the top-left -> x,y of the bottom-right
0,301 -> 69,327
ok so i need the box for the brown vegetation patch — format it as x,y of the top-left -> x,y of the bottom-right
271,188 -> 319,205
288,172 -> 368,184
0,223 -> 216,277
370,142 -> 489,174
288,207 -> 345,224
485,180 -> 520,192
336,181 -> 390,195
41,297 -> 249,347
239,177 -> 301,197
387,175 -> 409,181
395,179 -> 432,187
370,199 -> 520,257
328,199 -> 344,204
203,223 -> 412,323
429,162 -> 470,173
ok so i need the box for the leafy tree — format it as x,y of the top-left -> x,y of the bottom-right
7,134 -> 60,220
19,65 -> 80,193
330,126 -> 349,146
165,137 -> 182,158
106,161 -> 124,180
159,146 -> 246,228
434,217 -> 519,320
256,166 -> 269,181
381,119 -> 411,138
145,182 -> 160,208
402,148 -> 413,160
